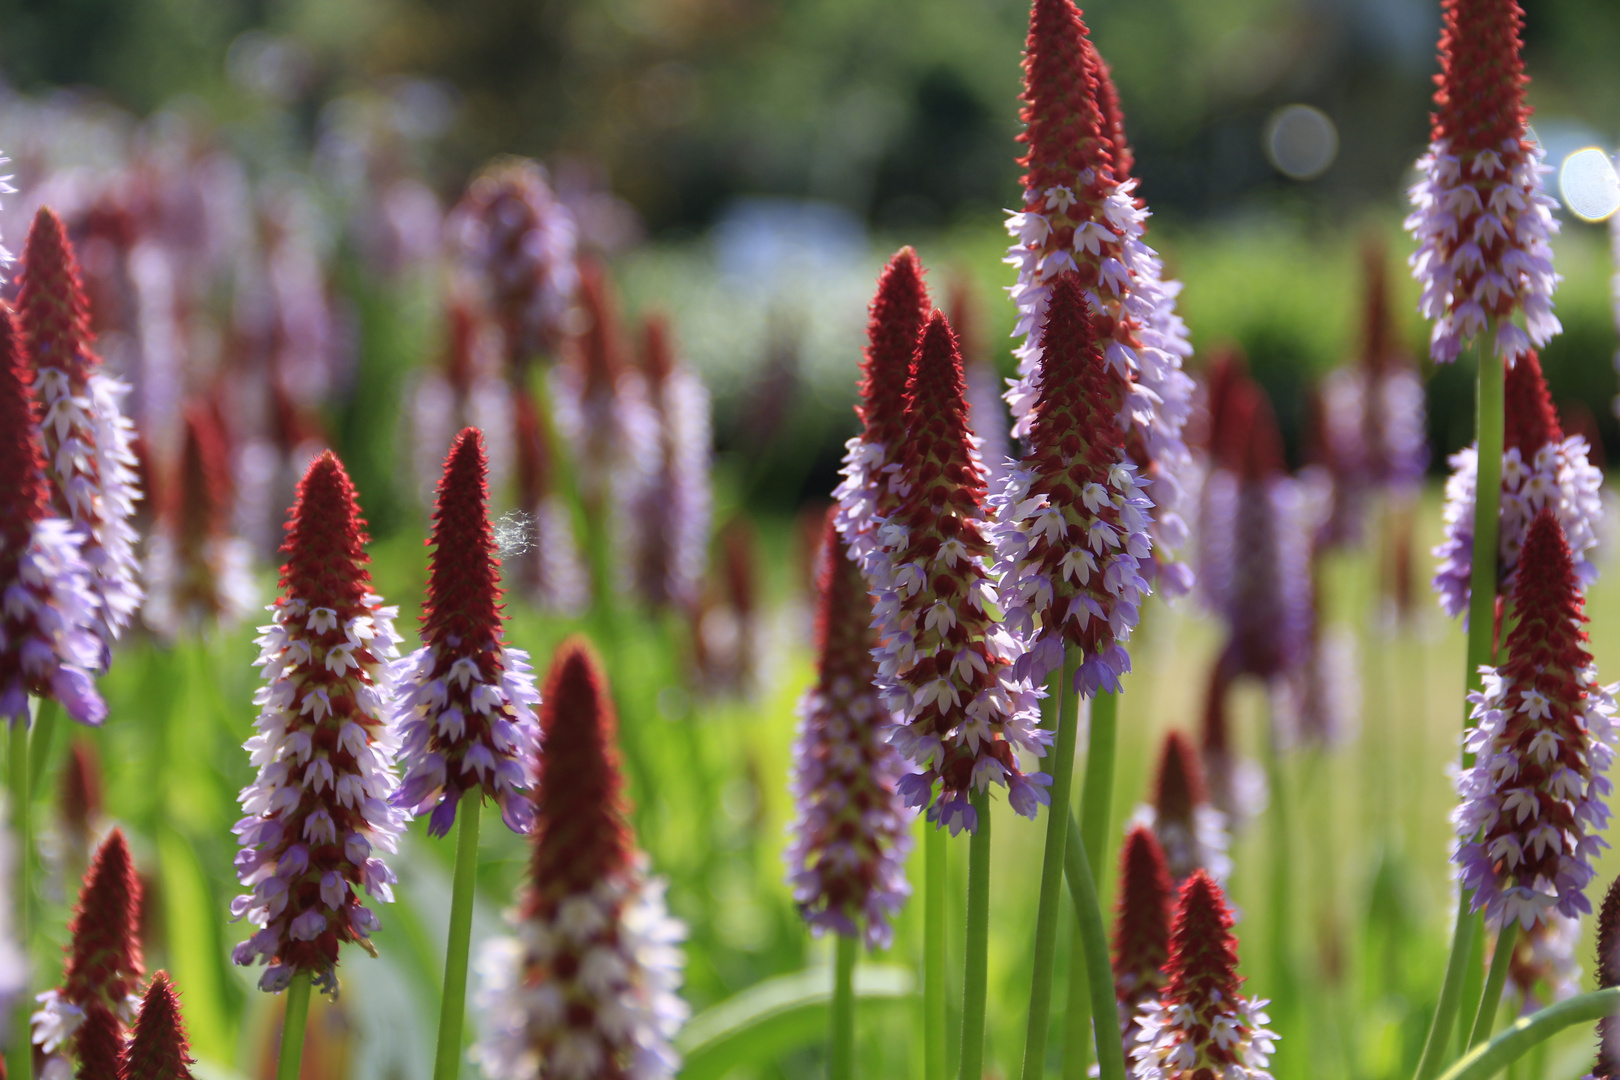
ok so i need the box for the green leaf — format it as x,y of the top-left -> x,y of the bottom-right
676,964 -> 915,1080
1434,985 -> 1620,1080
157,826 -> 234,1063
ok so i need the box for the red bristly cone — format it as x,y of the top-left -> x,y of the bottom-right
1147,729 -> 1228,886
1085,39 -> 1133,183
1502,349 -> 1562,457
1591,876 -> 1620,1077
1020,0 -> 1116,196
1162,871 -> 1243,1043
1112,825 -> 1173,1012
1431,0 -> 1528,162
527,639 -> 634,918
75,1004 -> 124,1080
17,208 -> 96,385
120,973 -> 196,1080
422,430 -> 504,658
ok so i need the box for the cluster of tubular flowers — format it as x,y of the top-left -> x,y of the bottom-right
1405,0 -> 1559,365
1131,871 -> 1277,1080
1502,912 -> 1581,1011
1130,731 -> 1232,887
988,270 -> 1153,696
1432,350 -> 1604,619
1112,825 -> 1173,1045
784,516 -> 914,949
230,452 -> 406,995
0,301 -> 106,727
619,316 -> 712,611
17,206 -> 144,662
32,831 -> 145,1080
874,312 -> 1049,835
831,247 -> 932,578
474,639 -> 687,1080
391,428 -> 542,837
447,158 -> 579,367
141,406 -> 258,639
1004,0 -> 1194,596
511,390 -> 589,615
1453,510 -> 1618,930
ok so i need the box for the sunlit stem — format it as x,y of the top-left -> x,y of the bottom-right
1414,328 -> 1504,1080
276,972 -> 313,1080
1436,986 -> 1620,1080
1061,812 -> 1125,1080
7,714 -> 31,1080
1262,715 -> 1296,1069
1467,920 -> 1518,1049
1020,648 -> 1082,1080
832,933 -> 857,1080
433,795 -> 484,1080
1060,929 -> 1091,1080
27,698 -> 56,793
958,790 -> 992,1080
1077,691 -> 1117,900
924,823 -> 947,1080
1454,916 -> 1486,1057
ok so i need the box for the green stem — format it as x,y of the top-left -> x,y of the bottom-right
1467,921 -> 1518,1049
1077,692 -> 1118,904
1262,718 -> 1295,1063
276,973 -> 312,1080
832,934 -> 857,1080
1061,812 -> 1126,1080
1060,928 -> 1091,1080
1414,330 -> 1504,1080
1020,649 -> 1082,1080
1436,986 -> 1620,1080
1454,914 -> 1485,1058
7,718 -> 30,1080
925,823 -> 947,1080
27,698 -> 56,794
433,795 -> 483,1080
958,790 -> 991,1080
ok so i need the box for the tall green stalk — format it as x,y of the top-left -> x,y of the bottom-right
7,717 -> 30,1080
1061,812 -> 1125,1080
276,972 -> 313,1080
27,698 -> 55,793
1414,333 -> 1505,1080
832,933 -> 857,1080
1467,921 -> 1518,1049
958,790 -> 992,1080
1262,717 -> 1296,1074
925,824 -> 947,1080
1060,928 -> 1091,1080
1436,986 -> 1620,1080
1019,649 -> 1082,1080
1076,692 -> 1117,899
433,795 -> 483,1080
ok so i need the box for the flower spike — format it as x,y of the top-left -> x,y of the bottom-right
1453,510 -> 1619,930
1132,871 -> 1276,1078
473,638 -> 688,1080
230,451 -> 406,996
832,247 -> 932,579
75,1004 -> 123,1080
121,973 -> 196,1080
0,300 -> 105,727
17,207 -> 145,662
785,514 -> 914,949
1406,0 -> 1559,364
1131,731 -> 1231,887
1112,825 -> 1173,1039
989,270 -> 1153,697
1585,876 -> 1620,1078
511,390 -> 589,614
1432,350 -> 1603,619
877,311 -> 1050,834
1007,0 -> 1195,595
33,830 -> 145,1071
393,427 -> 542,837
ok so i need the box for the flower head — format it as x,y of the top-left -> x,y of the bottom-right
17,207 -> 145,662
785,515 -> 915,949
409,294 -> 514,509
989,271 -> 1152,697
32,830 -> 144,1067
76,1004 -> 124,1080
473,638 -> 688,1080
832,248 -> 932,578
393,427 -> 542,838
552,258 -> 635,518
1587,875 -> 1620,1078
0,301 -> 105,727
1007,0 -> 1195,595
1432,350 -> 1604,619
1406,0 -> 1559,364
142,406 -> 258,640
1131,871 -> 1276,1080
1131,731 -> 1231,887
951,279 -> 1014,497
122,972 -> 197,1080
1112,825 -> 1173,1022
230,451 -> 405,996
874,311 -> 1050,834
1453,511 -> 1619,930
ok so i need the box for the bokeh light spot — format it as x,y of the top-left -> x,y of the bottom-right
1264,105 -> 1339,181
1558,147 -> 1620,222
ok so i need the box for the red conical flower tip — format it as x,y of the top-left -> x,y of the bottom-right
279,451 -> 373,610
173,406 -> 233,545
1112,825 -> 1173,1007
74,1003 -> 123,1080
60,739 -> 103,838
1155,731 -> 1208,827
575,258 -> 624,397
1360,240 -> 1393,373
1085,39 -> 1133,181
1593,877 -> 1620,1076
1162,870 -> 1242,1014
121,973 -> 196,1080
642,315 -> 674,389
1506,510 -> 1584,656
856,248 -> 931,449
0,304 -> 48,544
1502,349 -> 1562,457
1431,0 -> 1529,157
16,206 -> 97,384
513,391 -> 553,507
722,517 -> 759,619
529,639 -> 633,913
903,311 -> 984,505
813,512 -> 875,688
422,428 -> 503,652
1019,0 -> 1114,195
63,829 -> 145,1006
